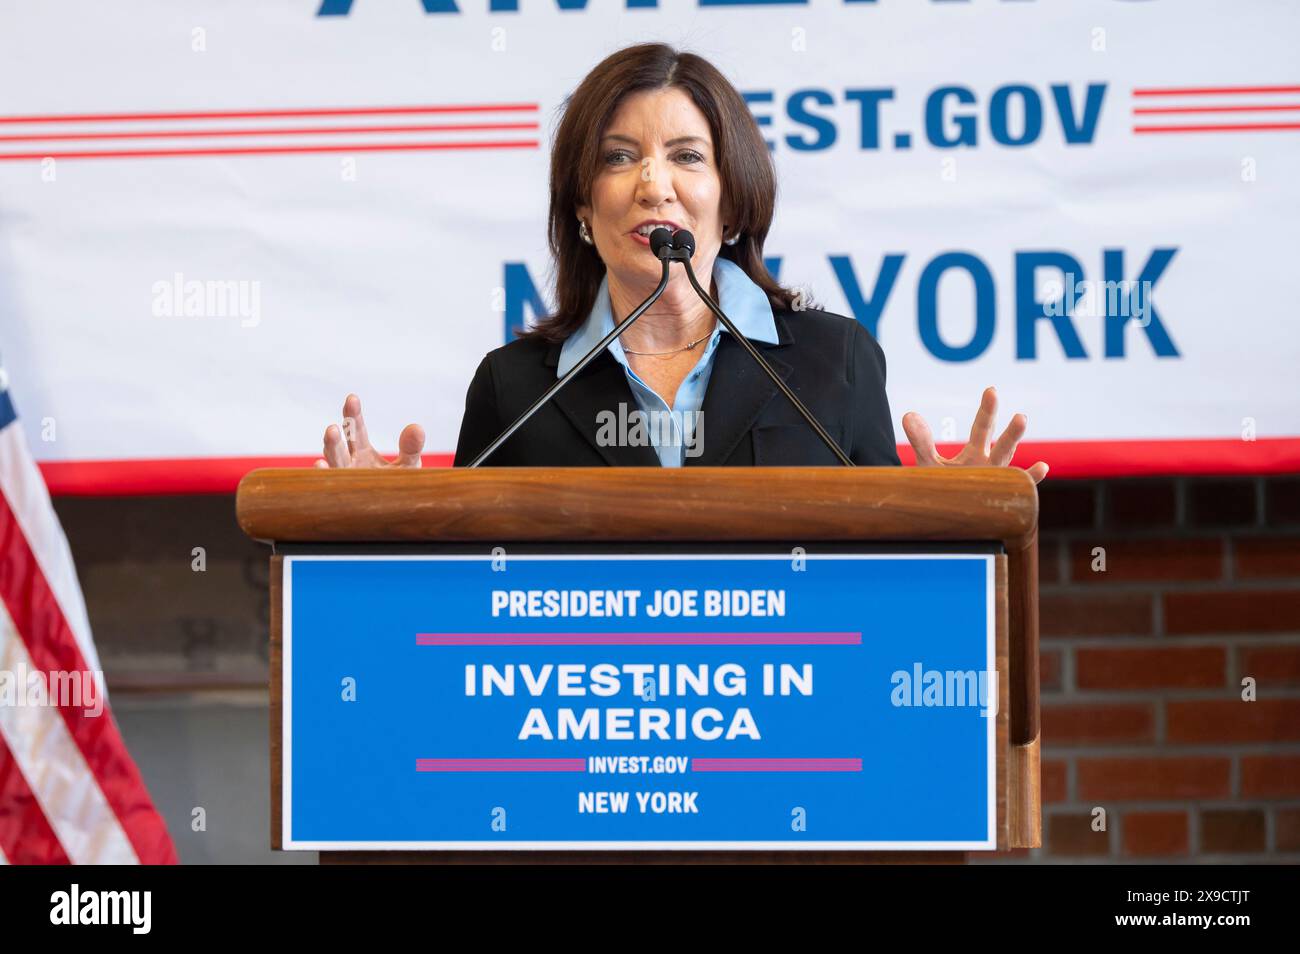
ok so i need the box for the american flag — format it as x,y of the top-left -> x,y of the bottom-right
0,370 -> 176,864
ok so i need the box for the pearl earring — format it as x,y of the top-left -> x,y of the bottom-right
578,219 -> 593,245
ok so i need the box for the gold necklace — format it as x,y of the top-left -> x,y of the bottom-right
622,329 -> 715,357
623,311 -> 717,357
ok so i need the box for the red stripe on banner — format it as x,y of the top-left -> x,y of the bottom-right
0,103 -> 540,125
0,493 -> 177,863
0,121 -> 541,144
38,455 -> 456,495
1133,122 -> 1300,134
32,437 -> 1300,496
0,140 -> 539,162
1133,104 -> 1300,115
0,730 -> 72,864
898,437 -> 1300,479
1133,85 -> 1300,97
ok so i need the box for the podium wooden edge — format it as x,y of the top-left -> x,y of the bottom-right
270,553 -> 282,852
1010,737 -> 1043,849
236,466 -> 1037,548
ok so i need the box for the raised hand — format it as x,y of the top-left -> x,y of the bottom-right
315,393 -> 425,469
902,386 -> 1049,484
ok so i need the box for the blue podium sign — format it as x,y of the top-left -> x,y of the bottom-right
282,552 -> 997,851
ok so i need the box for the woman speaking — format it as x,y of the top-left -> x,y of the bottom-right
317,42 -> 1047,481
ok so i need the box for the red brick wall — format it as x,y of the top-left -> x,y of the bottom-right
1029,475 -> 1300,860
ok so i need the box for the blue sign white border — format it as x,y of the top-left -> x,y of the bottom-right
281,552 -> 998,852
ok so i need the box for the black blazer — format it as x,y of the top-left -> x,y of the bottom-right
452,307 -> 901,467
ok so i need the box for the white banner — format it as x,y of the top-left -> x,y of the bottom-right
0,0 -> 1297,491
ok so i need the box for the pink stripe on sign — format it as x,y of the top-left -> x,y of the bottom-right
692,758 -> 863,772
416,632 -> 861,646
416,758 -> 586,772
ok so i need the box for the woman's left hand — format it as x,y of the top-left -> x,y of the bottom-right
902,386 -> 1049,484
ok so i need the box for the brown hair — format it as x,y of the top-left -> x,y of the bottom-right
526,42 -> 808,343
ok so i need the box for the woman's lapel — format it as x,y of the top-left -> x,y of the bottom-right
549,351 -> 663,466
687,329 -> 794,467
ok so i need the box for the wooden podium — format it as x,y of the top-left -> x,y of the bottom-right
236,466 -> 1040,864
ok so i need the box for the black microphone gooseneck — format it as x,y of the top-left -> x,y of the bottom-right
671,229 -> 854,467
466,228 -> 678,468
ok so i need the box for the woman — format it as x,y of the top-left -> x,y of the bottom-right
318,43 -> 1048,481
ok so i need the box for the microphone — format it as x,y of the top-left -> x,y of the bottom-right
466,227 -> 678,467
668,228 -> 853,467
649,227 -> 675,258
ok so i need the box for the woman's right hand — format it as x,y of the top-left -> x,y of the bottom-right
315,393 -> 426,468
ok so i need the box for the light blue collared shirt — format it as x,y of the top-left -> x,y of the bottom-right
557,257 -> 780,466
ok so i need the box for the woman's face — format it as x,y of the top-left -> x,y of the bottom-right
576,87 -> 729,294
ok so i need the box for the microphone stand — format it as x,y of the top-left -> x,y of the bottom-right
465,245 -> 674,468
467,227 -> 854,468
673,235 -> 854,467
